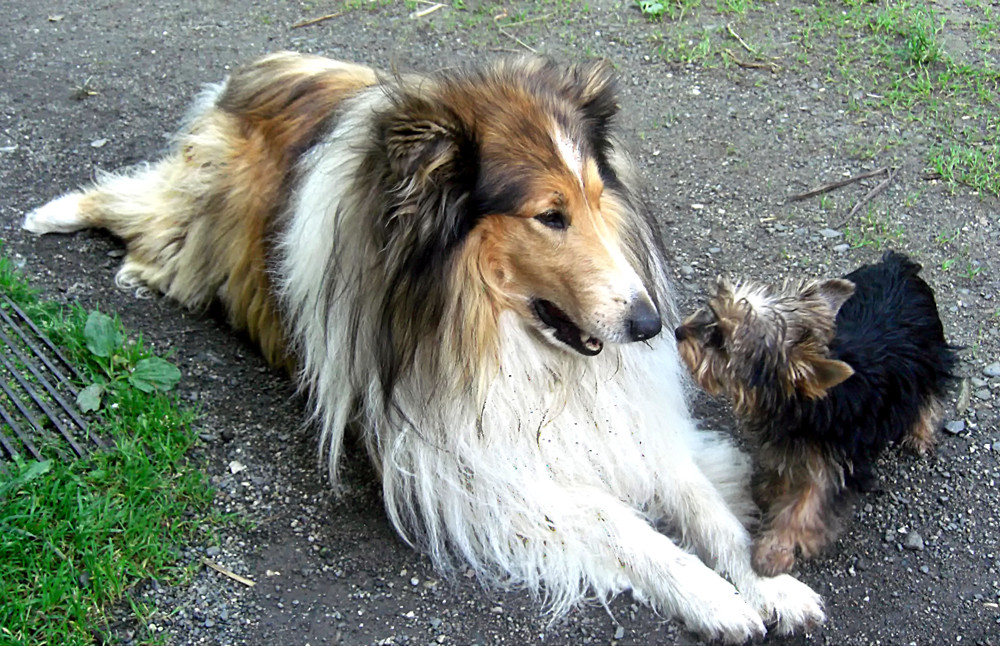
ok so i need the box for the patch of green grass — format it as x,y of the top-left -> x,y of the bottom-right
655,27 -> 715,64
638,0 -> 702,21
0,256 -> 215,646
844,209 -> 906,249
928,141 -> 1000,195
870,0 -> 946,65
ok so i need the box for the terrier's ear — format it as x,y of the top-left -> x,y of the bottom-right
803,279 -> 855,316
796,356 -> 855,399
714,276 -> 734,300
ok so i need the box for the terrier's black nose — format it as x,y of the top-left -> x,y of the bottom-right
627,299 -> 662,342
674,325 -> 691,342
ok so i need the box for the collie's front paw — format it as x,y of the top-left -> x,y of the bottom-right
748,573 -> 826,636
674,574 -> 767,644
22,193 -> 85,234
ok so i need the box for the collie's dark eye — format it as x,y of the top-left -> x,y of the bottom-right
534,210 -> 567,230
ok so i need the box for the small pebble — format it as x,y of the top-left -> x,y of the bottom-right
975,388 -> 991,401
90,138 -> 108,148
984,362 -> 1000,378
944,420 -> 966,435
615,625 -> 625,640
833,243 -> 850,253
819,228 -> 843,238
904,531 -> 925,551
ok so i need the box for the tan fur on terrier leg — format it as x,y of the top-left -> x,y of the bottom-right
903,397 -> 943,456
753,447 -> 840,576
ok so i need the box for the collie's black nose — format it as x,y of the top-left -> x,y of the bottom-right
627,299 -> 662,341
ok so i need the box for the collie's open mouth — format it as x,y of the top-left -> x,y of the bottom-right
532,299 -> 604,356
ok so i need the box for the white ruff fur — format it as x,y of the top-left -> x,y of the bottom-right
26,55 -> 826,642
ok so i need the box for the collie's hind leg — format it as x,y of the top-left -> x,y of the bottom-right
22,160 -> 214,305
22,191 -> 91,234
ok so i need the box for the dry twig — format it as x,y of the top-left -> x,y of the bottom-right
200,556 -> 257,587
723,49 -> 779,73
499,13 -> 552,28
410,3 -> 445,19
290,11 -> 343,29
786,166 -> 889,203
726,23 -> 757,55
494,13 -> 536,53
835,169 -> 894,227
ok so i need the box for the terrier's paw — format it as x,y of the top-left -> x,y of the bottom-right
748,573 -> 826,636
22,193 -> 86,234
676,573 -> 767,644
752,533 -> 796,576
902,429 -> 936,456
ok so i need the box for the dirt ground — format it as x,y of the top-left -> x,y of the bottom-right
2,1 -> 999,644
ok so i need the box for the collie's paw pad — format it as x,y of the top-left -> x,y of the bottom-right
680,576 -> 767,644
752,574 -> 826,636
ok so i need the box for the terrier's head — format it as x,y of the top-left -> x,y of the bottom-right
675,277 -> 857,416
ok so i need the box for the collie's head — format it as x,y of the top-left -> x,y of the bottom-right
359,58 -> 666,397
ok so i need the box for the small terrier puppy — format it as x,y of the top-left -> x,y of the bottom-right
675,251 -> 955,576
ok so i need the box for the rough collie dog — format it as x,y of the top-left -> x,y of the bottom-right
24,52 -> 824,641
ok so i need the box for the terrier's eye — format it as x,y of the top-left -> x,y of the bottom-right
708,326 -> 726,349
534,210 -> 568,230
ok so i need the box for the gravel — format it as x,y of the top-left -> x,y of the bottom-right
3,1 -> 1000,645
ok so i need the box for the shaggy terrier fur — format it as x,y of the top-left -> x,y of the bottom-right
676,251 -> 956,575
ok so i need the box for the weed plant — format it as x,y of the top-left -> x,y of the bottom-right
0,255 -> 214,646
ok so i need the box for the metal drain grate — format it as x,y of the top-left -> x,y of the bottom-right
0,295 -> 104,468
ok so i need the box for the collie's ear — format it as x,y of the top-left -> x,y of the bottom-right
566,59 -> 619,125
383,105 -> 471,182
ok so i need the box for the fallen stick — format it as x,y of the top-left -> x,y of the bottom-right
726,23 -> 757,55
200,556 -> 257,587
723,49 -> 779,73
836,169 -> 894,227
290,11 -> 343,29
411,3 -> 445,18
494,14 -> 536,53
786,166 -> 889,203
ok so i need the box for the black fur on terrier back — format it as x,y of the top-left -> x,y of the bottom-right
757,250 -> 957,492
